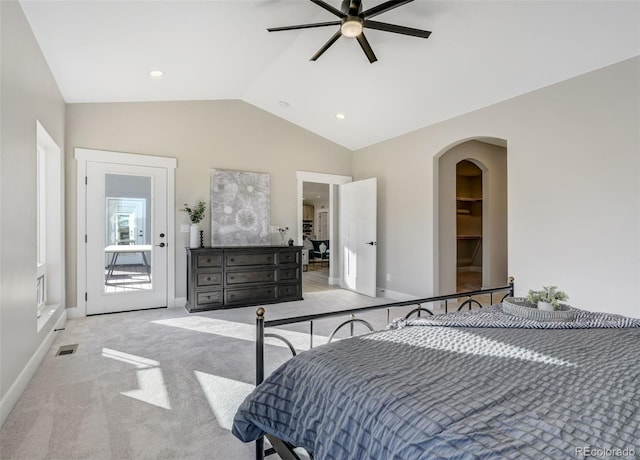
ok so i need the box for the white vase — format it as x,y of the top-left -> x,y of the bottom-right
189,223 -> 200,248
537,301 -> 554,311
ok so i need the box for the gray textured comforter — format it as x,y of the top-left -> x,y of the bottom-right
232,306 -> 640,459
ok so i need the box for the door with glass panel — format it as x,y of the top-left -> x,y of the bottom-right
86,162 -> 168,314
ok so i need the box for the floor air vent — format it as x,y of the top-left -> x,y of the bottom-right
56,344 -> 78,356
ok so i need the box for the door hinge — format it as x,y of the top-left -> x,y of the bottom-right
85,292 -> 88,301
85,176 -> 87,185
85,234 -> 87,243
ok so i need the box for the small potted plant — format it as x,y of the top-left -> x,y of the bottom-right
526,286 -> 569,311
181,201 -> 206,248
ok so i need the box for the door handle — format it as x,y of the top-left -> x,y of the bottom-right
366,241 -> 377,246
156,242 -> 166,248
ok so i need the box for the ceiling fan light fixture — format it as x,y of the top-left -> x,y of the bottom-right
341,19 -> 362,38
149,70 -> 164,79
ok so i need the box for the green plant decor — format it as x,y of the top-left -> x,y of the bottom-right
526,286 -> 569,310
181,201 -> 206,224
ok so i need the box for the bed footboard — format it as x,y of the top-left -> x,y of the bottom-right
253,278 -> 514,459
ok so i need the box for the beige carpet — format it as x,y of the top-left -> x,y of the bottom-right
0,289 -> 399,460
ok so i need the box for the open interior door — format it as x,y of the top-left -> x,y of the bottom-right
340,178 -> 377,297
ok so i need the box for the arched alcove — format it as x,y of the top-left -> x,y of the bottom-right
435,139 -> 508,295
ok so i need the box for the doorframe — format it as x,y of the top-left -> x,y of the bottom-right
74,148 -> 177,317
296,171 -> 352,285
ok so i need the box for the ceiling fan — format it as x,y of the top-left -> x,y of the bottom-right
267,0 -> 432,63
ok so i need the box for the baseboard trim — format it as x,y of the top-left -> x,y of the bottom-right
173,297 -> 187,308
376,288 -> 415,301
0,310 -> 67,427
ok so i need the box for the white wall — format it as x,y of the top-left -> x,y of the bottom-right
65,100 -> 353,309
353,57 -> 640,318
0,0 -> 66,423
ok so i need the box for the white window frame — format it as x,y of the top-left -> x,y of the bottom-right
36,121 -> 64,331
37,145 -> 47,316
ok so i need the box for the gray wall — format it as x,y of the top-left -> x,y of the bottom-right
353,57 -> 640,318
65,100 -> 353,308
0,0 -> 66,410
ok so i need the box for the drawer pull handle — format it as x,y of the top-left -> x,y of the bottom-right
206,259 -> 211,263
230,258 -> 235,262
230,276 -> 234,280
206,277 -> 211,281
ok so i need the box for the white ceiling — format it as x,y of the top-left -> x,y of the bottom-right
20,0 -> 640,150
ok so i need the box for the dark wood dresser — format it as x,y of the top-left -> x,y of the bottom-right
185,246 -> 303,312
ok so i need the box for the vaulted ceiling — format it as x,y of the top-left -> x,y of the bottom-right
20,0 -> 640,150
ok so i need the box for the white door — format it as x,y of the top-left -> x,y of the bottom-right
340,178 -> 377,297
86,162 -> 168,314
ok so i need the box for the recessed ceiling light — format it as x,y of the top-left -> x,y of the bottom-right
279,100 -> 290,108
336,113 -> 346,120
149,70 -> 164,79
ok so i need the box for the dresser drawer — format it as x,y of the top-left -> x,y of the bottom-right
278,283 -> 301,300
278,250 -> 300,265
278,267 -> 300,282
196,254 -> 222,268
225,286 -> 277,304
225,252 -> 275,267
226,269 -> 276,285
196,271 -> 222,287
196,290 -> 223,307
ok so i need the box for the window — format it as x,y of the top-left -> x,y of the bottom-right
36,145 -> 47,317
35,121 -> 63,330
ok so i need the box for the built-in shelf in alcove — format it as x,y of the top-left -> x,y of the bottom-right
456,161 -> 483,287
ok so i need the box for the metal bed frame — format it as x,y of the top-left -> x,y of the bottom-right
253,278 -> 515,460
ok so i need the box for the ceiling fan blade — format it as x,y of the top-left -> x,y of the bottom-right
267,21 -> 341,32
310,30 -> 342,61
364,19 -> 431,39
309,0 -> 347,18
362,0 -> 414,19
356,32 -> 378,63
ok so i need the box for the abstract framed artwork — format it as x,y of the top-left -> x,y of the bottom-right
210,169 -> 270,246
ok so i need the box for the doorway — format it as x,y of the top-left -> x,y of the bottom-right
296,171 -> 351,292
437,140 -> 507,296
76,149 -> 176,316
296,171 -> 378,298
301,181 -> 333,292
